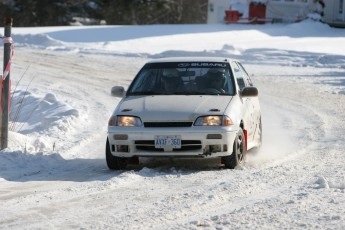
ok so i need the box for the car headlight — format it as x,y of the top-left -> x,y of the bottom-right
108,116 -> 142,127
194,115 -> 233,126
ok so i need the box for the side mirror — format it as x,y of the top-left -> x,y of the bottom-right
241,86 -> 258,97
111,86 -> 126,97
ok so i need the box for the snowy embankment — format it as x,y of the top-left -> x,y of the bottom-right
0,20 -> 345,229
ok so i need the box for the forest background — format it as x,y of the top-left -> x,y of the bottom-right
0,0 -> 208,26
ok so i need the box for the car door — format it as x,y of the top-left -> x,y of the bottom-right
237,61 -> 261,123
232,61 -> 256,143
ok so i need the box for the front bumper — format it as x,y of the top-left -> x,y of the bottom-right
107,126 -> 238,158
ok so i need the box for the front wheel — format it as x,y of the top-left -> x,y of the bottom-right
222,128 -> 246,169
106,138 -> 128,170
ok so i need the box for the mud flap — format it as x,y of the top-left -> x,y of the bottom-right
243,129 -> 248,152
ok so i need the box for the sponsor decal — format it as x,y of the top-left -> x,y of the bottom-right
177,63 -> 190,67
178,63 -> 227,68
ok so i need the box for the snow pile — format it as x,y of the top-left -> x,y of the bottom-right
10,91 -> 79,135
12,20 -> 345,57
13,34 -> 65,48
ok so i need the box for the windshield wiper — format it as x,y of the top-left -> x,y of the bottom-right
167,92 -> 189,95
188,92 -> 233,96
186,92 -> 218,95
128,91 -> 163,96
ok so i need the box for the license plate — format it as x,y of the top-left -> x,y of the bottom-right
155,135 -> 181,149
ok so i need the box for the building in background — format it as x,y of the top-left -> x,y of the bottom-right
207,0 -> 345,27
266,0 -> 311,22
322,0 -> 345,27
207,0 -> 314,24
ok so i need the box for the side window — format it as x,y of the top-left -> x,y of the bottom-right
224,68 -> 235,94
237,62 -> 253,86
232,61 -> 247,90
131,69 -> 158,92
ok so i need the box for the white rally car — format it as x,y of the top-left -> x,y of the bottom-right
106,57 -> 261,169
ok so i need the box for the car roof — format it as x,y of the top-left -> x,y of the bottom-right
147,57 -> 237,63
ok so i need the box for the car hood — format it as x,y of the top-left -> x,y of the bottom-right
116,95 -> 233,121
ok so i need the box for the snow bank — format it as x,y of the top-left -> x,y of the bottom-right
11,90 -> 79,135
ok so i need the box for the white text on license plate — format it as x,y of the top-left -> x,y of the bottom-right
155,135 -> 181,149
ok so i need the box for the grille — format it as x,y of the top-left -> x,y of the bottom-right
144,122 -> 193,127
135,140 -> 201,152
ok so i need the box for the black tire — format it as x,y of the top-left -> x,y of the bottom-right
106,138 -> 128,170
223,128 -> 246,169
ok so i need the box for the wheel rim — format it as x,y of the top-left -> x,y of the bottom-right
237,134 -> 244,163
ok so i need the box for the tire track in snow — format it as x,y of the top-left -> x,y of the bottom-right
3,53 -> 345,229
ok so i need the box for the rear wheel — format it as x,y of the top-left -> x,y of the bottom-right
106,138 -> 128,170
223,128 -> 246,169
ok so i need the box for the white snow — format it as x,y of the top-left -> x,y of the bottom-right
1,19 -> 345,229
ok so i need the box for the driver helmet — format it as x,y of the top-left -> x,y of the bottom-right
207,68 -> 226,86
162,68 -> 181,84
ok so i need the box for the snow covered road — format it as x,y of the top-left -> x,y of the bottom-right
0,47 -> 344,229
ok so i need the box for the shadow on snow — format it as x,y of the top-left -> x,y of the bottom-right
0,151 -> 225,182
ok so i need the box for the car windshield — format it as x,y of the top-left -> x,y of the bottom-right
127,62 -> 235,96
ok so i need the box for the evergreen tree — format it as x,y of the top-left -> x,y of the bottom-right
0,0 -> 207,26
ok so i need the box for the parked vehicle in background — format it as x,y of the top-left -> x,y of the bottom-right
106,57 -> 262,170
